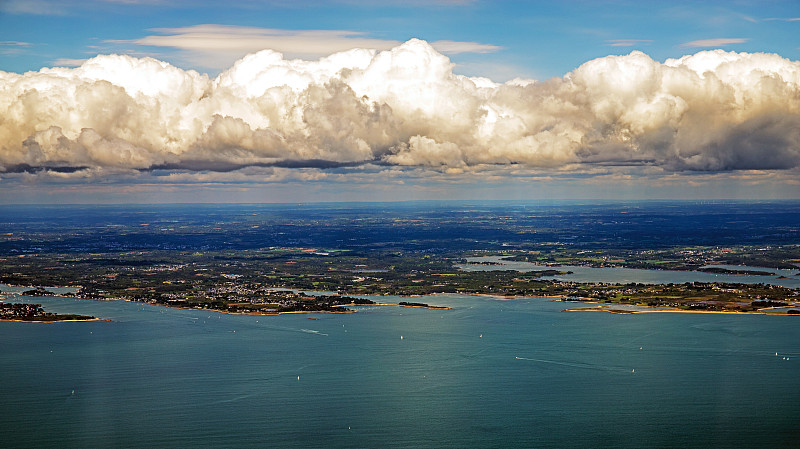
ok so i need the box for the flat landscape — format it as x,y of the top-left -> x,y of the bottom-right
3,201 -> 799,317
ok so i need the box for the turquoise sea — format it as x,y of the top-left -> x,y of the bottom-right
1,286 -> 799,448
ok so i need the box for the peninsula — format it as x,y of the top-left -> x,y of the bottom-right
0,301 -> 97,322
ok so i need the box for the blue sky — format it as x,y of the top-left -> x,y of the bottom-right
2,0 -> 799,80
0,0 -> 798,203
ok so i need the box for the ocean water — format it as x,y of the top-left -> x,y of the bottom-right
2,290 -> 799,448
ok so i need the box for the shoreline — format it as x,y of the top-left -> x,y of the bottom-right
552,298 -> 800,315
476,257 -> 800,273
105,300 -> 452,316
562,305 -> 798,315
334,302 -> 452,310
4,287 -> 795,318
0,317 -> 109,323
156,302 -> 362,316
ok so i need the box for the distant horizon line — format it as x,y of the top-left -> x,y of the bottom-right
1,198 -> 798,207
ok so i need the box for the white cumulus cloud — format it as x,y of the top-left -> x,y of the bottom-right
1,40 -> 799,176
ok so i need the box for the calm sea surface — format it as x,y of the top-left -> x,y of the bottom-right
1,286 -> 799,448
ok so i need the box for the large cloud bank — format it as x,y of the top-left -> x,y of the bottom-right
2,39 -> 799,175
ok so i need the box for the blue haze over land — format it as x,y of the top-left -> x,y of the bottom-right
1,200 -> 799,253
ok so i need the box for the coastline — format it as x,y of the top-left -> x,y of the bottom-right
118,300 -> 452,316
161,302 -> 362,316
335,302 -> 452,310
5,284 -> 795,318
0,317 -> 108,323
562,305 -> 798,315
3,290 -> 455,319
480,256 -> 800,273
552,296 -> 800,315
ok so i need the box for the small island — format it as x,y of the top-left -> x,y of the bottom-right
1,302 -> 97,322
22,287 -> 59,297
696,267 -> 775,276
397,301 -> 451,309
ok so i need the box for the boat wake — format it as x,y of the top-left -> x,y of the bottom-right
515,356 -> 631,373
